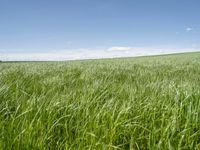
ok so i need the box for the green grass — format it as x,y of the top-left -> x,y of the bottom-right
0,52 -> 200,149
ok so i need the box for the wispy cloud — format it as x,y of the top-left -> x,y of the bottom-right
0,47 -> 199,61
186,27 -> 192,31
107,46 -> 131,51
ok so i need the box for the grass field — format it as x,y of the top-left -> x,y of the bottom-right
0,52 -> 200,149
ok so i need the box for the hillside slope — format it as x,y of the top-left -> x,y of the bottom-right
0,52 -> 200,149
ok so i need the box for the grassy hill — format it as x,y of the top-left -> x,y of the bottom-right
0,52 -> 200,149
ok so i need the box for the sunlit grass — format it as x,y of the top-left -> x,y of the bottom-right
0,52 -> 200,149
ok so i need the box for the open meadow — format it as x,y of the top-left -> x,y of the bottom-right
0,52 -> 200,149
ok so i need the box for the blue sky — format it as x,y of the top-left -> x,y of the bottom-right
0,0 -> 200,60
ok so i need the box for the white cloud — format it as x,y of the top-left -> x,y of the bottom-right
107,46 -> 131,51
0,47 -> 199,61
186,27 -> 192,31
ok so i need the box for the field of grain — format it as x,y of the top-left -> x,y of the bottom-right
0,52 -> 200,149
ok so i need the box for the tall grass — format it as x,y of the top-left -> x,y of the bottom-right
0,52 -> 200,149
